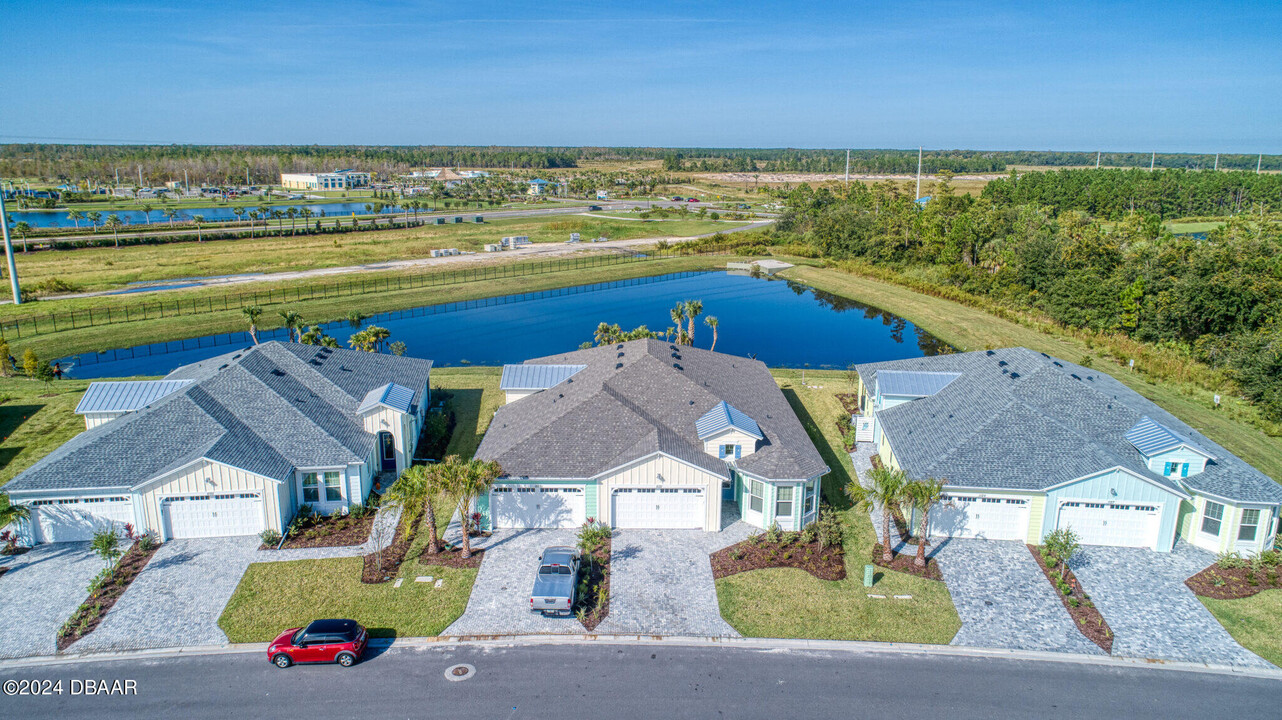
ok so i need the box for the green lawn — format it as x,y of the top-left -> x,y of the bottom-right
781,265 -> 1282,483
1199,591 -> 1282,668
715,370 -> 961,644
216,366 -> 503,642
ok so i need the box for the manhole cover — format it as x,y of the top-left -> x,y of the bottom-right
445,663 -> 476,681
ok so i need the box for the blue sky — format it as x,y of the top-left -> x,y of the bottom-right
2,1 -> 1279,151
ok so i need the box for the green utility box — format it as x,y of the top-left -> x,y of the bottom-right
435,217 -> 445,225
473,216 -> 483,223
453,216 -> 463,223
863,564 -> 875,587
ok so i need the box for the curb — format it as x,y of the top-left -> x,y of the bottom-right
4,633 -> 1281,680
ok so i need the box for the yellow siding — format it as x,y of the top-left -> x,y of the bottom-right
1026,495 -> 1046,544
598,453 -> 723,531
138,459 -> 281,539
83,412 -> 123,430
702,428 -> 760,457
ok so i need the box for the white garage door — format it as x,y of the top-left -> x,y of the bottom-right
163,493 -> 264,539
1056,501 -> 1160,548
612,487 -> 705,529
31,496 -> 135,543
929,494 -> 1030,541
490,486 -> 585,529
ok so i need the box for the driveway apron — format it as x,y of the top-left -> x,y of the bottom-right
0,543 -> 101,659
932,538 -> 1105,655
1069,544 -> 1272,668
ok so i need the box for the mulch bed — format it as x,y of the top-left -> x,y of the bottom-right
835,420 -> 855,452
0,566 -> 8,580
577,538 -> 612,631
361,506 -> 423,584
888,508 -> 918,546
711,536 -> 847,581
870,544 -> 945,581
57,540 -> 161,652
835,393 -> 861,415
417,543 -> 486,569
269,512 -> 377,550
1027,545 -> 1113,653
1185,560 -> 1282,600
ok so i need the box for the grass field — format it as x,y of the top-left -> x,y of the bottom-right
11,214 -> 744,294
1199,592 -> 1282,667
780,265 -> 1282,482
0,376 -> 111,487
715,369 -> 961,644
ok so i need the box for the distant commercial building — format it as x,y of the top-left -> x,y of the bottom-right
527,178 -> 552,195
281,170 -> 371,191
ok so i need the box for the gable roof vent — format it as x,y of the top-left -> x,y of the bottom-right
1009,372 -> 1020,379
997,360 -> 1007,367
1070,374 -> 1081,380
985,350 -> 995,356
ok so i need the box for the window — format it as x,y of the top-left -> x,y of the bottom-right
719,444 -> 739,460
1201,501 -> 1224,536
324,471 -> 342,502
302,472 -> 320,503
803,480 -> 816,515
1238,509 -> 1261,542
748,480 -> 763,514
775,486 -> 794,518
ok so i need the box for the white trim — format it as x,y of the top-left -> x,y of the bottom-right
589,451 -> 728,482
130,456 -> 286,493
1041,465 -> 1190,500
1182,485 -> 1281,508
1145,442 -> 1217,462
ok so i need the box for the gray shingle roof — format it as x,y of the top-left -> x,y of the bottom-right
856,348 -> 1282,504
476,339 -> 828,482
3,342 -> 432,494
74,379 -> 194,414
500,364 -> 586,391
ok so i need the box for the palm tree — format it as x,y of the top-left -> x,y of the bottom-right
232,206 -> 245,226
845,466 -> 908,563
669,303 -> 688,344
139,203 -> 153,224
448,457 -> 503,559
300,207 -> 313,230
684,300 -> 703,345
248,210 -> 260,236
0,492 -> 30,531
347,310 -> 367,329
67,209 -> 83,229
164,208 -> 178,227
286,207 -> 298,234
256,204 -> 270,225
704,316 -> 720,351
904,478 -> 946,568
278,308 -> 304,342
104,214 -> 123,248
12,222 -> 31,252
384,462 -> 449,555
87,210 -> 102,231
242,305 -> 263,344
271,210 -> 284,232
192,214 -> 205,242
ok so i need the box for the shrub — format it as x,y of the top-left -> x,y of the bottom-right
136,530 -> 159,553
1257,549 -> 1281,567
1043,528 -> 1081,580
764,522 -> 783,544
86,567 -> 114,596
577,519 -> 613,554
347,503 -> 369,519
1216,551 -> 1246,569
260,529 -> 282,546
91,528 -> 122,569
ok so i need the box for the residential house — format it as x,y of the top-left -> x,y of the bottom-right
3,342 -> 431,544
475,339 -> 828,531
854,348 -> 1282,554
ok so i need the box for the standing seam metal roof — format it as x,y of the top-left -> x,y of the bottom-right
1125,416 -> 1212,458
500,364 -> 586,391
695,401 -> 763,440
877,370 -> 961,398
74,379 -> 194,414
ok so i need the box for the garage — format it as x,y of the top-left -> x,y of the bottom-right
928,494 -> 1030,541
1056,501 -> 1160,548
162,492 -> 264,539
612,487 -> 706,529
29,496 -> 135,543
490,485 -> 585,529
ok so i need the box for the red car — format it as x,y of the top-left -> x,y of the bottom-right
686,197 -> 699,202
268,619 -> 367,668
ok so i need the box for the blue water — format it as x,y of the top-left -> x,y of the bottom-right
59,271 -> 950,379
9,202 -> 413,228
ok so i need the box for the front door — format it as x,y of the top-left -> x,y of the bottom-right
379,431 -> 396,472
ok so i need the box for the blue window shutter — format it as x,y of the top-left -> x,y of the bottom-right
718,446 -> 726,459
734,445 -> 742,459
1181,463 -> 1189,477
1163,462 -> 1172,476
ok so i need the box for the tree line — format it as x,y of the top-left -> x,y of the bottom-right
773,169 -> 1282,419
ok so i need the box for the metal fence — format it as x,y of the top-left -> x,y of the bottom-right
0,245 -> 741,341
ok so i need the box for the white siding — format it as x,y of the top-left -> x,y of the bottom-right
598,454 -> 723,531
138,459 -> 282,539
360,406 -> 414,474
1145,447 -> 1209,477
701,428 -> 760,458
504,389 -> 540,404
82,412 -> 123,429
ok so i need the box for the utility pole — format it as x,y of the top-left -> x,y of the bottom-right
0,184 -> 22,304
1258,154 -> 1263,174
1214,153 -> 1219,171
1150,152 -> 1156,171
1096,151 -> 1100,169
915,146 -> 923,200
184,169 -> 189,193
137,165 -> 143,187
115,167 -> 120,186
844,149 -> 850,185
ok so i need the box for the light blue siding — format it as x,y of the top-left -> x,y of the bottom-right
1145,447 -> 1209,477
1044,469 -> 1185,552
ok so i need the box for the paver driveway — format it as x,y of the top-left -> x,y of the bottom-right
1069,544 -> 1271,668
70,537 -> 262,653
443,527 -> 584,635
0,543 -> 101,659
594,523 -> 752,637
931,538 -> 1104,655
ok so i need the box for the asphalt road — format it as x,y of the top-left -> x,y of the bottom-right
0,643 -> 1276,719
